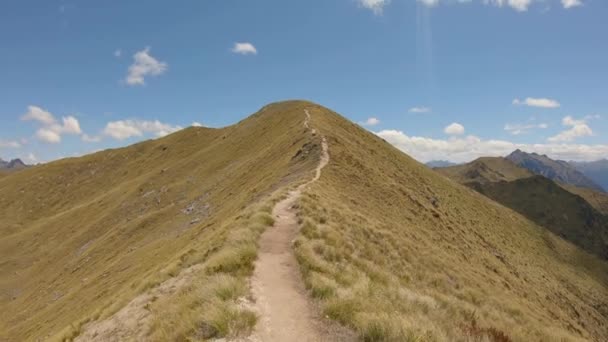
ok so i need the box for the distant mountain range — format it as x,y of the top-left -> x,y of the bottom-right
0,158 -> 28,171
506,149 -> 605,193
570,159 -> 608,193
425,160 -> 458,168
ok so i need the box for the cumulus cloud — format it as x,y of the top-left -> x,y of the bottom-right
444,123 -> 465,135
376,129 -> 608,163
548,116 -> 593,142
409,106 -> 431,113
562,0 -> 582,8
360,117 -> 380,127
125,47 -> 168,86
103,119 -> 182,140
21,106 -> 83,143
417,0 -> 439,6
0,140 -> 21,148
359,0 -> 391,14
484,0 -> 533,11
504,122 -> 548,135
21,106 -> 56,125
36,129 -> 62,143
406,0 -> 581,12
231,42 -> 258,55
513,97 -> 560,108
191,122 -> 204,127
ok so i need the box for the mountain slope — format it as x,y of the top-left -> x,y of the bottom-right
571,160 -> 608,194
560,184 -> 608,216
507,150 -> 605,192
0,101 -> 321,341
294,106 -> 608,341
2,101 -> 607,342
437,157 -> 608,259
437,157 -> 532,184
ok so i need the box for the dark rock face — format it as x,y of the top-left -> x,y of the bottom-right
507,150 -> 605,192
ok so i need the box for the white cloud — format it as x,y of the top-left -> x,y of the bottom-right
26,152 -> 38,164
513,97 -> 560,108
417,0 -> 439,6
103,119 -> 182,140
504,122 -> 548,135
60,116 -> 82,135
484,0 -> 532,11
409,106 -> 431,113
21,106 -> 82,143
21,106 -> 56,125
82,134 -> 102,143
191,122 -> 204,127
231,42 -> 258,55
114,49 -> 122,57
0,140 -> 21,148
125,47 -> 168,86
36,128 -> 62,143
548,115 -> 593,142
359,0 -> 391,14
444,123 -> 465,135
562,0 -> 582,8
360,117 -> 380,126
376,129 -> 608,163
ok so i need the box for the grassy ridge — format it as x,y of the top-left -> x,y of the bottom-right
0,101 -> 319,341
295,105 -> 608,341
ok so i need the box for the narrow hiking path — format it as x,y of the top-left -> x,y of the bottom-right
250,110 -> 349,342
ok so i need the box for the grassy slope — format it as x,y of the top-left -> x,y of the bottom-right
295,105 -> 608,341
0,101 -> 319,341
561,184 -> 608,216
475,176 -> 608,259
438,158 -> 608,259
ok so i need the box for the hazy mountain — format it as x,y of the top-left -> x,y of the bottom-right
425,160 -> 457,168
1,102 -> 606,342
570,159 -> 608,193
0,158 -> 28,171
506,149 -> 605,192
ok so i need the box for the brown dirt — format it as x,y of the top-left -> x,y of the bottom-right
250,110 -> 353,342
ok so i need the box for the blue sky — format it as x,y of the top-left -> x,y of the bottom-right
0,0 -> 606,163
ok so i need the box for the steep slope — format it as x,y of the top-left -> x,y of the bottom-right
2,101 -> 608,342
438,157 -> 608,259
560,184 -> 608,216
0,101 -> 321,341
294,105 -> 608,341
571,160 -> 608,194
507,150 -> 605,192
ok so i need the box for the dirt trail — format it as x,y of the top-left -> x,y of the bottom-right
250,110 -> 349,342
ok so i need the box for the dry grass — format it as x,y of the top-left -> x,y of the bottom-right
0,101 -> 318,341
294,105 -> 608,341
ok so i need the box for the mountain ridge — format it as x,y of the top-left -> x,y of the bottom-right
1,101 -> 607,341
506,149 -> 605,192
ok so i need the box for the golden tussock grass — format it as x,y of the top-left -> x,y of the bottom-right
294,105 -> 608,342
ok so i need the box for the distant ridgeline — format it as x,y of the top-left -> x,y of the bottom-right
0,158 -> 28,171
506,149 -> 605,193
